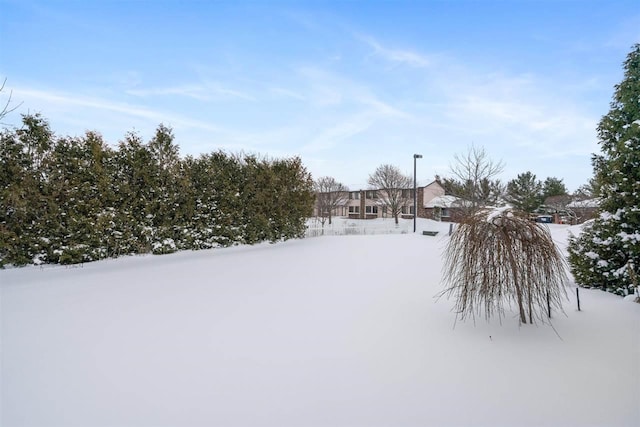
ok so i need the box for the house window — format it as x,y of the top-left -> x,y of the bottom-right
442,208 -> 450,218
348,206 -> 360,214
349,191 -> 360,200
366,191 -> 377,199
365,206 -> 378,214
402,189 -> 415,198
401,205 -> 415,215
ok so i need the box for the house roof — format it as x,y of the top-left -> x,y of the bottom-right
423,179 -> 444,189
567,198 -> 600,208
425,195 -> 460,208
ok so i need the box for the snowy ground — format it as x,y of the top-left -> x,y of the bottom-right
1,219 -> 639,427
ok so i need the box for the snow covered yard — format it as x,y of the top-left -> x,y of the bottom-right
1,219 -> 638,427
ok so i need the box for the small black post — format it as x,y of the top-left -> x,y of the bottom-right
547,291 -> 551,318
576,287 -> 581,311
449,223 -> 453,236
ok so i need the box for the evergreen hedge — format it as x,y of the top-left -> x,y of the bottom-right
0,115 -> 314,267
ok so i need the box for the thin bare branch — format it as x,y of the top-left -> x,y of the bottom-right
446,145 -> 505,216
0,77 -> 23,123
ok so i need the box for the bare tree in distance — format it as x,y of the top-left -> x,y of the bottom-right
314,176 -> 348,226
0,78 -> 22,123
543,194 -> 575,223
368,164 -> 412,225
439,208 -> 568,325
446,145 -> 505,216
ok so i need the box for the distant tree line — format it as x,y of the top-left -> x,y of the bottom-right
442,145 -> 595,217
0,114 -> 314,266
312,148 -> 594,227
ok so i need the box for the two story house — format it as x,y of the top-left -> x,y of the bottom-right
316,180 -> 461,221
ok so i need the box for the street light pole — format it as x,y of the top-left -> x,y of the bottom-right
413,154 -> 422,233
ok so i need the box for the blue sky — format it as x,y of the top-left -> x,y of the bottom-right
1,0 -> 639,191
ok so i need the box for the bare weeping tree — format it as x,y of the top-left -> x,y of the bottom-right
440,208 -> 568,325
368,164 -> 412,224
314,176 -> 349,226
446,145 -> 505,217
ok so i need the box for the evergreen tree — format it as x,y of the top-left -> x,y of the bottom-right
45,135 -> 93,263
147,124 -> 184,252
0,128 -> 39,265
478,178 -> 505,206
185,152 -> 243,248
83,131 -> 118,258
506,171 -> 543,213
241,155 -> 279,243
112,131 -> 156,254
542,177 -> 568,199
17,113 -> 53,172
568,44 -> 640,296
0,115 -> 55,265
43,132 -> 115,263
271,157 -> 314,239
574,177 -> 601,200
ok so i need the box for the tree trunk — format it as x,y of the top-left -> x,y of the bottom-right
504,231 -> 527,324
513,275 -> 527,324
528,286 -> 533,324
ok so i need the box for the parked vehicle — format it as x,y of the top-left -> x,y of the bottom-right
535,215 -> 553,223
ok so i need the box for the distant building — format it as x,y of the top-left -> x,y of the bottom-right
567,198 -> 600,224
424,195 -> 464,222
315,179 -> 462,221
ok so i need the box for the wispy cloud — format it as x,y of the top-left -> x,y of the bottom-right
302,113 -> 376,153
126,81 -> 255,102
12,86 -> 227,134
297,66 -> 411,118
126,85 -> 212,101
284,65 -> 414,154
268,87 -> 306,101
10,85 -> 310,157
17,87 -> 163,120
358,95 -> 410,119
445,72 -> 599,156
358,34 -> 431,68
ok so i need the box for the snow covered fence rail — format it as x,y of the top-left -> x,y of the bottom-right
305,224 -> 409,238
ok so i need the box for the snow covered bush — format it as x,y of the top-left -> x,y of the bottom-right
152,238 -> 177,255
568,44 -> 640,298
